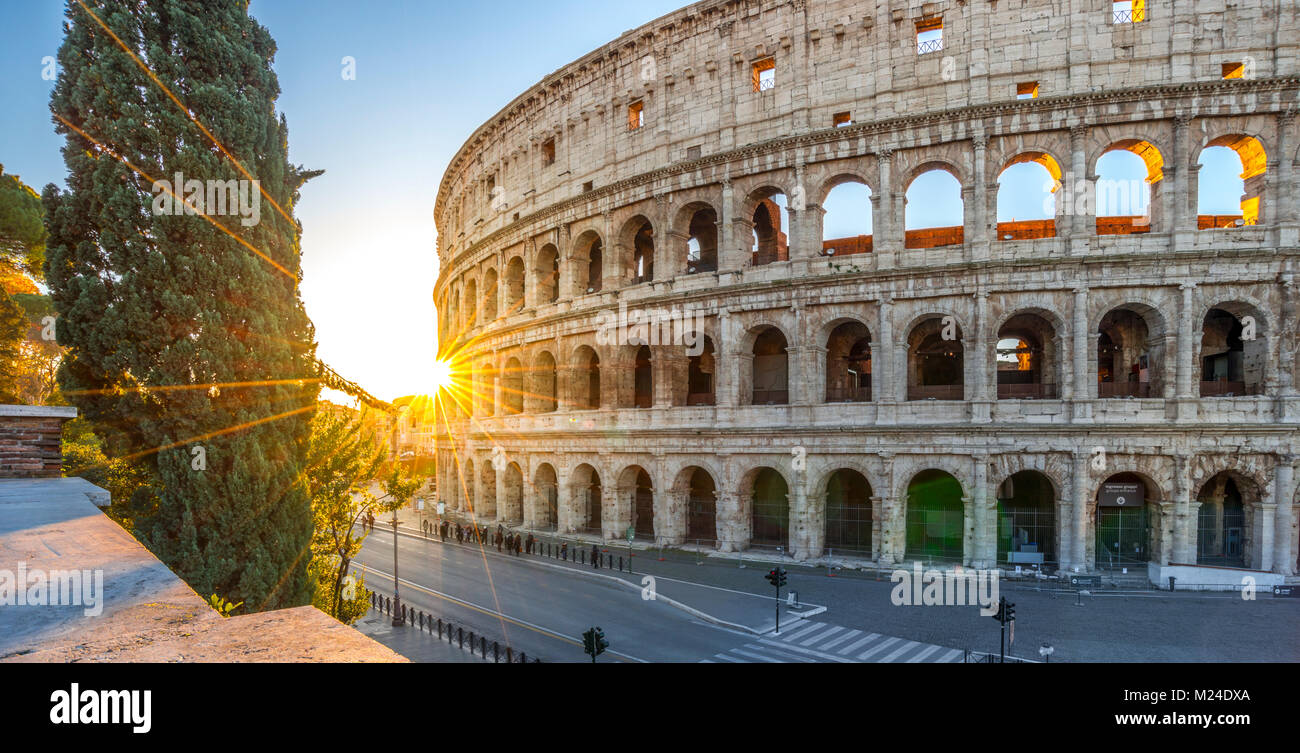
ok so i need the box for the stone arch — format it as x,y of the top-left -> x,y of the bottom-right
818,174 -> 874,258
529,350 -> 557,413
739,465 -> 791,550
504,255 -> 526,315
616,464 -> 657,541
534,243 -> 561,304
672,464 -> 719,545
995,150 -> 1066,239
902,468 -> 966,562
743,324 -> 790,405
1197,299 -> 1269,397
481,267 -> 499,321
823,317 -> 873,403
993,306 -> 1067,400
905,313 -> 965,401
568,462 -> 604,534
672,200 -> 719,275
568,344 -> 602,410
533,462 -> 559,530
572,229 -> 604,295
617,213 -> 655,285
1196,133 -> 1268,226
1095,301 -> 1171,399
501,355 -> 524,414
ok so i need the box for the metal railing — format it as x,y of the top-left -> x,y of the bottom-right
907,385 -> 963,401
366,589 -> 540,662
826,386 -> 872,403
751,390 -> 789,405
917,37 -> 944,55
1097,381 -> 1151,398
1199,380 -> 1257,397
996,383 -> 1058,400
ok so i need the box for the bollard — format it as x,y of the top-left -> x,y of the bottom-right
619,556 -> 623,571
437,618 -> 443,638
581,551 -> 585,565
519,651 -> 526,663
1169,576 -> 1176,592
419,611 -> 424,630
507,647 -> 514,663
494,641 -> 500,663
481,636 -> 487,656
458,627 -> 464,649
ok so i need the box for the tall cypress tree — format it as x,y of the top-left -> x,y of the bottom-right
43,0 -> 321,610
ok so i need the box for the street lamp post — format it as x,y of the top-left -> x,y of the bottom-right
391,510 -> 403,627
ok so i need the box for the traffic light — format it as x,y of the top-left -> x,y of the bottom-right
1005,601 -> 1015,623
582,627 -> 608,662
777,568 -> 787,587
765,568 -> 788,588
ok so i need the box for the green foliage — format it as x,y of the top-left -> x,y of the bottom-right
206,593 -> 244,617
44,1 -> 321,612
304,409 -> 394,623
0,167 -> 47,281
0,290 -> 28,403
61,416 -> 154,533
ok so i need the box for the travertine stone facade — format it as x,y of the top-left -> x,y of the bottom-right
433,0 -> 1299,576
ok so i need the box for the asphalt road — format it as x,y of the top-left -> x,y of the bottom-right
354,528 -> 772,662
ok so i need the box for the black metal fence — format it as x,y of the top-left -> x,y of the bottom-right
367,589 -> 541,663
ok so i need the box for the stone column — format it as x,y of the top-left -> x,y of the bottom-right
1156,501 -> 1175,566
972,455 -> 993,568
661,486 -> 687,546
875,300 -> 894,420
1171,453 -> 1195,563
961,495 -> 975,567
1068,125 -> 1092,243
1168,115 -> 1194,235
1274,456 -> 1296,576
1175,283 -> 1197,400
969,135 -> 991,261
1271,112 -> 1296,228
869,495 -> 884,563
971,291 -> 992,421
718,309 -> 739,406
790,467 -> 811,560
716,490 -> 743,552
1070,450 -> 1092,571
875,149 -> 895,269
495,463 -> 507,524
1072,287 -> 1092,421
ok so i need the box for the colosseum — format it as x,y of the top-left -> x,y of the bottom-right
432,0 -> 1299,583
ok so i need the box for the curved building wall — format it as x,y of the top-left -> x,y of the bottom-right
432,0 -> 1300,575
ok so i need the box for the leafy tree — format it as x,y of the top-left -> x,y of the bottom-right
305,409 -> 421,624
0,166 -> 47,281
0,291 -> 28,403
44,1 -> 321,611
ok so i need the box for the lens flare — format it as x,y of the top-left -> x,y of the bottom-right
432,360 -> 454,392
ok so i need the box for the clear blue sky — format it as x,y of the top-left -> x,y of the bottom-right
0,1 -> 1246,400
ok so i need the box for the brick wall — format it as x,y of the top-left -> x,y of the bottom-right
0,406 -> 78,479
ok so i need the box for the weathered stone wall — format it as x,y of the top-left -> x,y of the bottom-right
0,406 -> 78,479
431,0 -> 1300,578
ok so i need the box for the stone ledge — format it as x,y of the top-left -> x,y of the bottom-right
0,477 -> 405,663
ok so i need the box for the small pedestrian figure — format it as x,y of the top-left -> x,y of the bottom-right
515,536 -> 523,556
561,542 -> 568,560
591,543 -> 600,569
526,533 -> 534,554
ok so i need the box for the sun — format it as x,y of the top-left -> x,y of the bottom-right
431,359 -> 455,392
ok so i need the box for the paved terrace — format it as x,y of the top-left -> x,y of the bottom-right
0,477 -> 403,662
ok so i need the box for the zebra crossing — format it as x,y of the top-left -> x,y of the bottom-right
700,621 -> 965,664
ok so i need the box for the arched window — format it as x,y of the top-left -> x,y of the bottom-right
996,153 -> 1062,240
1095,140 -> 1162,235
821,181 -> 873,257
750,192 -> 789,266
684,206 -> 718,274
1197,135 -> 1267,228
751,328 -> 789,405
907,316 -> 964,400
996,312 -> 1059,399
504,257 -> 526,314
536,244 -> 560,303
825,322 -> 872,402
905,168 -> 964,249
